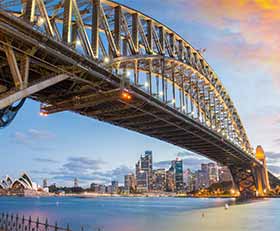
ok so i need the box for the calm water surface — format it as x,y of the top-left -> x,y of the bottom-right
0,196 -> 279,231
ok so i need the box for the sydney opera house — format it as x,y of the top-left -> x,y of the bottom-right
0,173 -> 46,196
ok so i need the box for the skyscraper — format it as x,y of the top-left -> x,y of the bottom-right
201,163 -> 209,188
141,151 -> 153,190
74,178 -> 78,188
136,151 -> 153,192
184,169 -> 195,192
172,158 -> 184,192
208,162 -> 219,185
166,167 -> 175,192
136,170 -> 148,192
124,173 -> 136,193
43,179 -> 48,188
111,180 -> 119,193
218,165 -> 233,183
152,169 -> 166,192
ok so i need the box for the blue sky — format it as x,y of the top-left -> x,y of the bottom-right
1,0 -> 280,186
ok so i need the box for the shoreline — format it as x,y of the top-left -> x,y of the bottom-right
1,192 -> 280,199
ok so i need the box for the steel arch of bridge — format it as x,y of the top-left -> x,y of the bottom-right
0,0 -> 253,155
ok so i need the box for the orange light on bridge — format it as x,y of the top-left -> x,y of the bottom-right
39,111 -> 48,117
121,91 -> 132,100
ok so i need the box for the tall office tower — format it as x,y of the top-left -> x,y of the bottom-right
152,169 -> 166,192
43,179 -> 48,188
184,169 -> 195,192
171,158 -> 184,192
166,166 -> 175,192
218,165 -> 233,183
74,178 -> 78,188
136,170 -> 148,192
140,151 -> 153,191
208,162 -> 219,186
111,180 -> 119,193
124,173 -> 136,193
201,163 -> 209,188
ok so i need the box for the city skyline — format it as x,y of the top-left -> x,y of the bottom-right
1,0 -> 280,187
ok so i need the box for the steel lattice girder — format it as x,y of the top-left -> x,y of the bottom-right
1,0 -> 279,191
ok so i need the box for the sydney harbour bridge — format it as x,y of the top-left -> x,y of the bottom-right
0,0 -> 279,197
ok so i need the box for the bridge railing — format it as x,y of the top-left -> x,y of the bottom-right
0,213 -> 71,231
0,212 -> 105,231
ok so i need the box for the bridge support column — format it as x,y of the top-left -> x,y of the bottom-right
230,145 -> 271,198
230,166 -> 257,198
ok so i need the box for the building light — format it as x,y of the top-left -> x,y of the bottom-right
159,91 -> 163,96
103,57 -> 110,64
37,17 -> 45,26
126,71 -> 131,77
171,99 -> 176,104
144,81 -> 149,88
76,40 -> 81,46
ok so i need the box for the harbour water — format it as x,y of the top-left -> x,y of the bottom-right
0,196 -> 280,231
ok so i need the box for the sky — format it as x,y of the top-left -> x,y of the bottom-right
1,0 -> 280,187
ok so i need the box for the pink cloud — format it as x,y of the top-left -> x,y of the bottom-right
168,0 -> 280,86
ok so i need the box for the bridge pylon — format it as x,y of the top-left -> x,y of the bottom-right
255,145 -> 271,193
230,145 -> 271,198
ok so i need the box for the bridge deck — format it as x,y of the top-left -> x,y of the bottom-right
0,10 -> 258,170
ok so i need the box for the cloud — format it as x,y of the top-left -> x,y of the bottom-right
160,0 -> 280,87
30,156 -> 133,186
12,129 -> 55,151
14,131 -> 30,145
266,152 -> 280,161
267,165 -> 280,177
155,151 -> 209,170
62,157 -> 106,173
33,158 -> 59,164
28,129 -> 55,140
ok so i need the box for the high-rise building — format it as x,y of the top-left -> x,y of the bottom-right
124,173 -> 136,193
152,169 -> 166,192
208,162 -> 219,185
218,166 -> 233,183
172,158 -> 184,192
43,179 -> 48,188
136,170 -> 148,192
135,151 -> 153,191
111,180 -> 119,193
184,169 -> 195,192
74,178 -> 78,188
200,163 -> 209,188
90,183 -> 106,193
141,151 -> 153,190
166,167 -> 175,192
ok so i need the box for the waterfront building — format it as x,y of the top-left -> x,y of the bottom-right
140,151 -> 153,191
218,165 -> 233,183
208,163 -> 219,185
43,179 -> 48,188
166,167 -> 175,192
201,163 -> 210,188
152,169 -> 166,192
111,180 -> 119,193
0,173 -> 45,196
124,173 -> 136,193
74,178 -> 78,188
90,183 -> 106,193
136,170 -> 148,192
135,151 -> 153,192
172,158 -> 184,192
106,185 -> 113,194
184,169 -> 195,192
